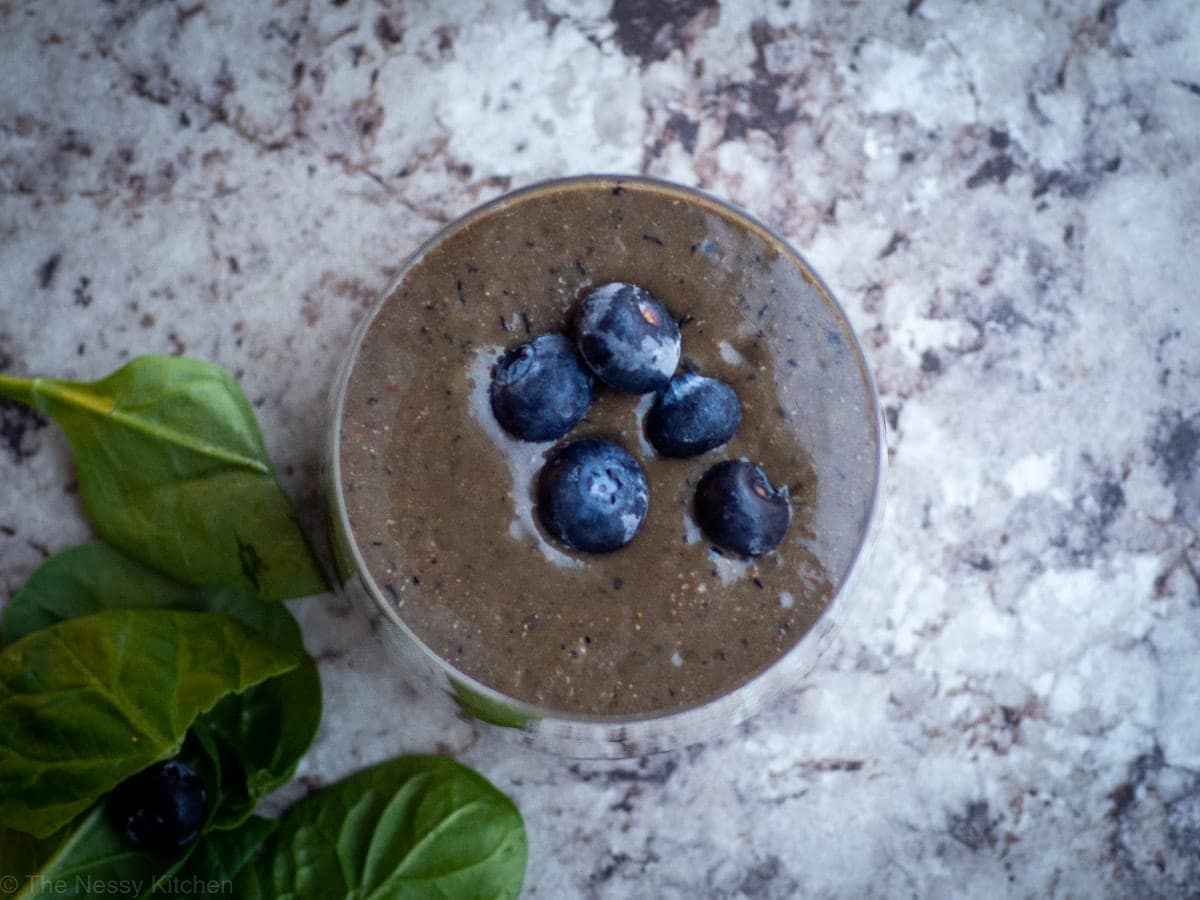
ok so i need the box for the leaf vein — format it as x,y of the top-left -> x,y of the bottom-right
33,379 -> 270,475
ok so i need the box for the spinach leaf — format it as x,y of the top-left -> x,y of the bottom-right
0,768 -> 225,900
0,826 -> 57,898
1,544 -> 323,830
240,756 -> 527,899
0,736 -> 252,899
186,592 -> 321,830
450,678 -> 538,730
0,357 -> 328,601
0,609 -> 301,837
1,543 -> 192,647
149,815 -> 277,898
2,755 -> 274,899
0,805 -> 182,899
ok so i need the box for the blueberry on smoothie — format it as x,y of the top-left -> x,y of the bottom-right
646,372 -> 742,458
575,282 -> 681,394
109,759 -> 207,852
694,459 -> 791,557
537,439 -> 649,553
490,332 -> 596,441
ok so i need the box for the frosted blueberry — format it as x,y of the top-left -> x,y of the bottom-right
575,283 -> 681,394
694,459 -> 791,557
646,372 -> 741,457
537,439 -> 649,553
490,332 -> 596,442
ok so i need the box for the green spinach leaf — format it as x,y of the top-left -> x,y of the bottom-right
186,592 -> 321,830
1,543 -> 193,648
0,357 -> 328,601
0,609 -> 300,837
0,805 -> 181,899
239,756 -> 527,899
0,735 -> 252,899
1,544 -> 323,831
0,756 -> 225,900
0,826 -> 57,898
450,678 -> 538,730
149,815 -> 277,898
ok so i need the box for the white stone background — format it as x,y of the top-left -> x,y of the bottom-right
2,1 -> 1199,896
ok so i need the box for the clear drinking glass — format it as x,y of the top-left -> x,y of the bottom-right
325,175 -> 885,758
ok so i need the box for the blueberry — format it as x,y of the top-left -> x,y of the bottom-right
109,759 -> 207,852
490,333 -> 596,441
537,439 -> 649,553
646,372 -> 742,458
694,459 -> 791,557
576,282 -> 681,394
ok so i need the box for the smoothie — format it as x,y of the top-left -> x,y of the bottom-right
336,176 -> 879,719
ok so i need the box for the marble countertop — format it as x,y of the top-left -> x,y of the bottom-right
3,0 -> 1199,896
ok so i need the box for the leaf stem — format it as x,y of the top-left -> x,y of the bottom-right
0,373 -> 37,406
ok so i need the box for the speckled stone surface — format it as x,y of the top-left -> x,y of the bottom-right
2,1 -> 1199,896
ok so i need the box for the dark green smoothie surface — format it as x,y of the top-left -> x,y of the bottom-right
339,177 -> 878,717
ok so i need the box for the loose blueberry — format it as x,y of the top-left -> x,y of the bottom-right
694,459 -> 791,557
490,332 -> 596,441
575,282 -> 681,394
537,439 -> 649,553
109,759 -> 207,852
646,372 -> 742,458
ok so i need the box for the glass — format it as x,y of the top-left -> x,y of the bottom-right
325,175 -> 885,758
